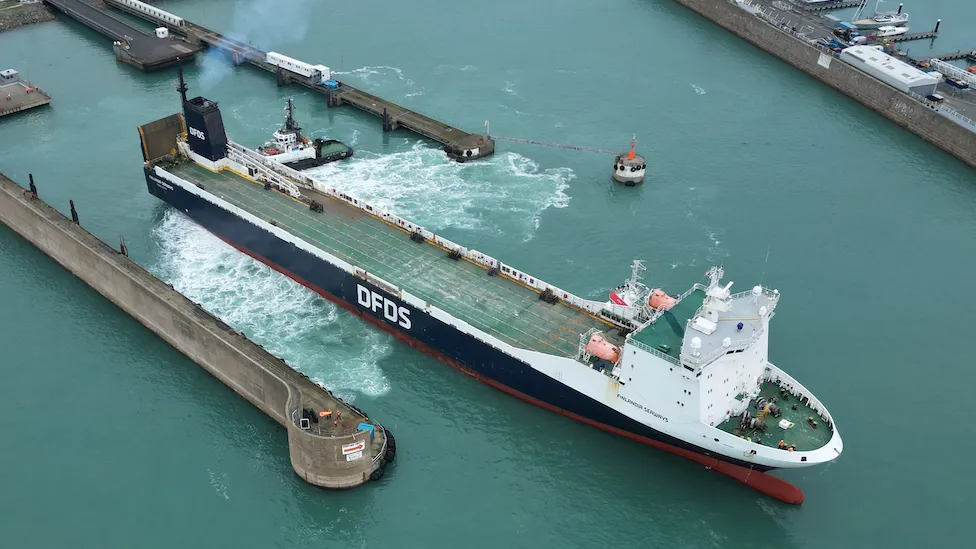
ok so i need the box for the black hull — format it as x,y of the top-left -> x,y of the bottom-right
283,147 -> 354,171
145,167 -> 774,473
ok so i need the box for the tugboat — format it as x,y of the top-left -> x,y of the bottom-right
256,98 -> 353,170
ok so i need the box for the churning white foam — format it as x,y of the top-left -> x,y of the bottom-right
332,65 -> 424,98
306,142 -> 572,239
150,210 -> 391,401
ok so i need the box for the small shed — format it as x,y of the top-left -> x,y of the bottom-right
0,69 -> 19,84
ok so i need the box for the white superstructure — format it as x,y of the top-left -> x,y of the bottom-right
111,0 -> 185,28
266,52 -> 331,85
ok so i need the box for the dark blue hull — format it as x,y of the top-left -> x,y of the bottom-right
145,167 -> 774,473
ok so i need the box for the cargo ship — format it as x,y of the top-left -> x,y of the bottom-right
137,71 -> 842,503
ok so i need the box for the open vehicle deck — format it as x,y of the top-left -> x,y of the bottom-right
166,162 -> 618,358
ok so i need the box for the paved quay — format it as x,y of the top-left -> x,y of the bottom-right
43,0 -> 200,71
102,0 -> 496,160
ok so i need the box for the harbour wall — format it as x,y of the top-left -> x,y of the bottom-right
672,0 -> 976,169
0,3 -> 55,33
0,172 -> 390,489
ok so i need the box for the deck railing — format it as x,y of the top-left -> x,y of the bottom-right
681,329 -> 765,369
627,337 -> 680,366
221,139 -> 672,333
764,365 -> 833,427
225,141 -> 305,198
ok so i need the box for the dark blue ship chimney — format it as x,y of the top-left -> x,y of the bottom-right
177,66 -> 228,162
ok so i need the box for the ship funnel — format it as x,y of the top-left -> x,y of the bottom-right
177,68 -> 229,162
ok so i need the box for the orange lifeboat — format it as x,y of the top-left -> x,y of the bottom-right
968,66 -> 976,75
586,333 -> 620,363
648,289 -> 677,310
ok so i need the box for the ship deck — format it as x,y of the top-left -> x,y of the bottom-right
166,162 -> 618,357
715,381 -> 833,452
630,289 -> 706,360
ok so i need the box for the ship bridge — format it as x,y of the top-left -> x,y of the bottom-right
625,267 -> 779,371
679,268 -> 779,371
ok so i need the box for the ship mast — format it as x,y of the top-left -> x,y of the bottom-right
283,98 -> 301,137
628,259 -> 646,286
177,64 -> 188,103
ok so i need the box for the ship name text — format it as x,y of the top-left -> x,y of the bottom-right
618,394 -> 668,423
357,284 -> 411,329
149,175 -> 174,191
188,127 -> 206,141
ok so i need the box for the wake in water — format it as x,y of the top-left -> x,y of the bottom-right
150,210 -> 392,401
306,142 -> 572,240
332,65 -> 425,98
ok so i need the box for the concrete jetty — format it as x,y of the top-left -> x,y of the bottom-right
43,0 -> 199,71
671,0 -> 976,169
1,69 -> 51,118
102,0 -> 495,161
0,171 -> 395,488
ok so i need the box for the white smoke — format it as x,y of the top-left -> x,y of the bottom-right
198,0 -> 315,90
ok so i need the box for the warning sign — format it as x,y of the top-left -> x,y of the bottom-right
342,440 -> 366,458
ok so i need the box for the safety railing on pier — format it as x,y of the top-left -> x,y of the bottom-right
908,91 -> 976,132
927,59 -> 976,89
289,401 -> 368,439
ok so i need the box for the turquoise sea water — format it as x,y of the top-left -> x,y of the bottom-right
1,1 -> 975,546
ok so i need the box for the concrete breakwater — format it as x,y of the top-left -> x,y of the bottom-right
0,171 -> 394,488
0,2 -> 55,33
673,0 -> 976,169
